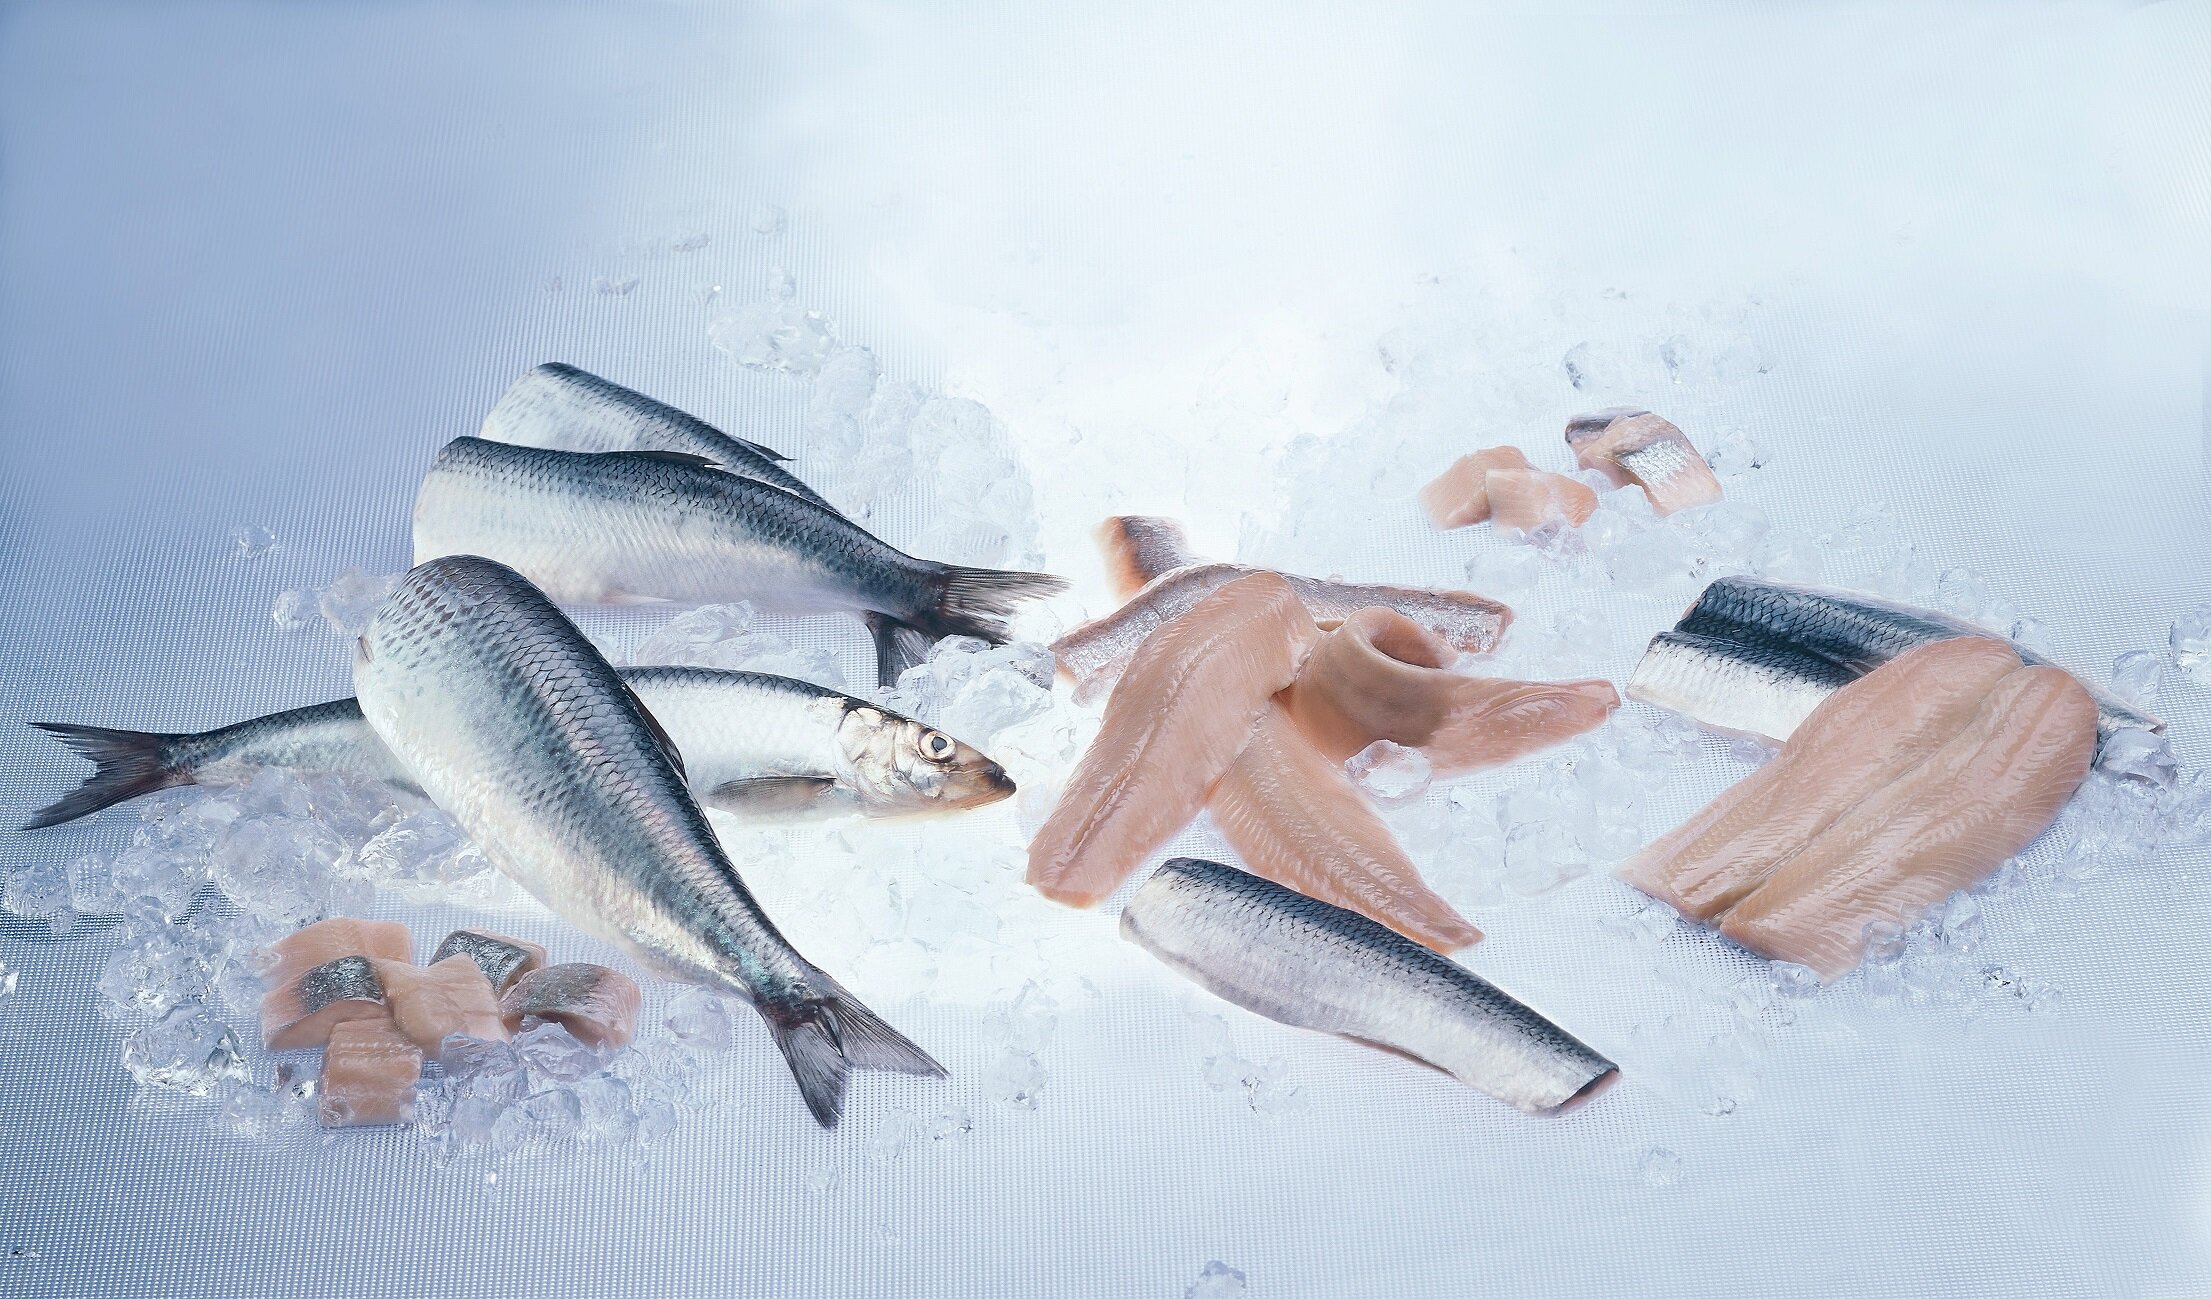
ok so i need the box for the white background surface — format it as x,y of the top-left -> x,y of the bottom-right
2,2 -> 2209,1296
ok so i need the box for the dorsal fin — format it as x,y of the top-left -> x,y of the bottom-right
613,449 -> 723,470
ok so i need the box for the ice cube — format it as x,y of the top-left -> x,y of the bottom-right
512,1022 -> 605,1086
98,924 -> 228,1017
2168,604 -> 2211,680
218,1081 -> 292,1142
1934,568 -> 1991,621
1748,532 -> 1822,584
0,959 -> 14,1001
985,1049 -> 1048,1109
270,589 -> 315,632
592,275 -> 640,297
570,1074 -> 640,1146
3,860 -> 78,936
1728,735 -> 1777,768
229,525 -> 278,561
670,230 -> 710,253
1185,1261 -> 1249,1299
2109,650 -> 2165,708
664,989 -> 735,1050
2008,616 -> 2053,657
440,1035 -> 531,1104
1769,962 -> 1819,999
2097,728 -> 2177,787
939,669 -> 1052,746
316,568 -> 400,638
1636,1145 -> 1684,1188
1346,741 -> 1432,804
749,203 -> 787,235
1703,431 -> 1765,477
351,811 -> 491,893
209,818 -> 344,925
708,301 -> 838,375
1503,820 -> 1586,896
494,1088 -> 583,1149
1934,894 -> 1985,952
121,1005 -> 248,1096
812,346 -> 880,417
632,603 -> 755,664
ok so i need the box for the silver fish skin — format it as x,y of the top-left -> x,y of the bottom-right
481,363 -> 835,513
1661,576 -> 2160,743
24,668 -> 1010,829
354,555 -> 942,1126
1052,561 -> 1511,705
1121,858 -> 1617,1114
414,437 -> 1065,683
1625,629 -> 1859,744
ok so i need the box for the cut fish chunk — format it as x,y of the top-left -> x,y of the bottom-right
317,1017 -> 424,1128
1484,469 -> 1597,532
258,918 -> 412,993
1282,608 -> 1618,774
1097,516 -> 1200,600
1618,638 -> 2024,921
260,955 -> 390,1051
1029,572 -> 1319,907
500,963 -> 642,1049
431,929 -> 547,996
374,955 -> 511,1053
1719,665 -> 2095,978
1417,446 -> 1533,529
1053,562 -> 1508,706
1209,705 -> 1480,952
1563,408 -> 1721,516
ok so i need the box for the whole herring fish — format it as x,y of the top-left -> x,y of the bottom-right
23,668 -> 1011,829
1121,858 -> 1616,1114
414,437 -> 1067,685
481,362 -> 835,513
354,555 -> 943,1126
1629,576 -> 2159,745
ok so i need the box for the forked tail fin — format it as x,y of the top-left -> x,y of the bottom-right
923,565 -> 1070,645
864,612 -> 939,689
765,980 -> 946,1128
23,723 -> 189,829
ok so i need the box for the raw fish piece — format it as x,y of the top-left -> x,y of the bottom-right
1720,665 -> 2096,977
1418,446 -> 1534,529
1052,563 -> 1508,706
1028,572 -> 1319,907
1626,629 -> 1859,745
1563,408 -> 1722,516
373,956 -> 511,1053
317,1017 -> 423,1128
1097,516 -> 1200,600
500,963 -> 642,1049
1618,638 -> 2024,921
260,955 -> 390,1051
1483,469 -> 1598,532
1282,608 -> 1618,773
257,918 -> 414,993
431,929 -> 547,996
1209,705 -> 1480,952
1122,859 -> 1614,1113
1659,576 -> 2159,744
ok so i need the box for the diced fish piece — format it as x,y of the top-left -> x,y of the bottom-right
1097,516 -> 1200,600
260,955 -> 390,1051
1028,572 -> 1319,907
1618,638 -> 2024,921
1417,446 -> 1533,529
1282,608 -> 1617,774
500,963 -> 642,1049
1666,576 -> 2160,743
257,918 -> 414,993
373,956 -> 511,1053
1483,469 -> 1598,532
1719,665 -> 2096,978
1563,408 -> 1722,516
1209,705 -> 1481,952
1122,858 -> 1616,1113
431,929 -> 547,996
1053,562 -> 1508,706
317,1017 -> 424,1128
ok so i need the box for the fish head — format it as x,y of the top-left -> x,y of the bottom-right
835,704 -> 1015,815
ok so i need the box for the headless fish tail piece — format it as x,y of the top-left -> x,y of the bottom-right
23,722 -> 187,828
1096,516 -> 1200,598
926,566 -> 1071,643
767,983 -> 945,1128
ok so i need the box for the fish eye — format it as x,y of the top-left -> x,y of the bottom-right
920,730 -> 955,760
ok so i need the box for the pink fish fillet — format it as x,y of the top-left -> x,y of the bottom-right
1282,607 -> 1618,774
317,1017 -> 424,1127
1097,516 -> 1201,600
1563,408 -> 1721,516
1028,571 -> 1319,907
1718,664 -> 2095,979
1210,704 -> 1482,952
1617,637 -> 2025,921
1484,468 -> 1598,532
258,918 -> 413,991
1417,446 -> 1534,529
375,955 -> 512,1053
501,962 -> 643,1049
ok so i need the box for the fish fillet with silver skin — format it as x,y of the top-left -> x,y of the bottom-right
24,668 -> 1011,829
413,437 -> 1067,686
1628,575 -> 2160,746
353,555 -> 943,1127
1121,858 -> 1616,1114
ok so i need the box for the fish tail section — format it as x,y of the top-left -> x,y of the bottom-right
818,981 -> 946,1078
767,983 -> 945,1127
22,722 -> 189,828
864,612 -> 938,688
923,565 -> 1070,643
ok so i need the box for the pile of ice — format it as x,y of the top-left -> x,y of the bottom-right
626,600 -> 847,690
271,567 -> 403,638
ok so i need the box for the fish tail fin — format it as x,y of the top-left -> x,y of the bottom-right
766,984 -> 945,1128
864,612 -> 938,689
23,722 -> 188,828
922,565 -> 1070,644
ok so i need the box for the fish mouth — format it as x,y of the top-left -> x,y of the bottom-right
944,759 -> 1017,808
